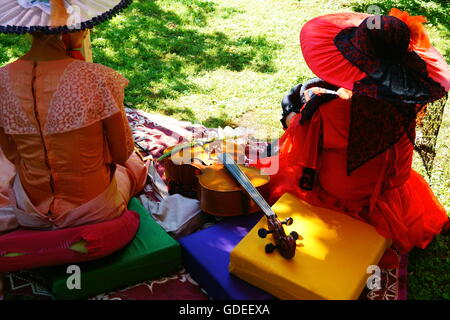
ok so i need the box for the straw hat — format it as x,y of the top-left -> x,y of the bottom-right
0,0 -> 133,34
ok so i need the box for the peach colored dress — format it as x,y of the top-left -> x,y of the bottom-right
0,59 -> 147,231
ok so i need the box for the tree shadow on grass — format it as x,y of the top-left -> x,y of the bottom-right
445,47 -> 450,62
203,115 -> 237,128
164,107 -> 237,128
92,0 -> 278,122
163,106 -> 196,121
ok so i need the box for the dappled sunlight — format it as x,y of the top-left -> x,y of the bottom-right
207,236 -> 235,253
88,0 -> 278,119
273,201 -> 340,261
293,217 -> 338,261
206,227 -> 250,253
0,0 -> 448,301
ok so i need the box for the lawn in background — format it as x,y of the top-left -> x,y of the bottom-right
0,0 -> 448,299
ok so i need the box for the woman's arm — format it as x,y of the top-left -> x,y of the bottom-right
0,127 -> 18,165
103,111 -> 134,165
284,112 -> 297,128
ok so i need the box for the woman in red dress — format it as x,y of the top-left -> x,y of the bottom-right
267,9 -> 449,253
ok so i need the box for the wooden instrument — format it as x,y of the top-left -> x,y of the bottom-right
161,141 -> 270,216
162,142 -> 224,189
217,153 -> 300,259
196,163 -> 270,216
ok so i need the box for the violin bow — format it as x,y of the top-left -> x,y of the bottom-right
134,141 -> 153,162
156,138 -> 217,162
217,153 -> 300,259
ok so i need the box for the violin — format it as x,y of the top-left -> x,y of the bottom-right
196,163 -> 270,216
162,142 -> 225,190
218,153 -> 301,259
161,141 -> 270,216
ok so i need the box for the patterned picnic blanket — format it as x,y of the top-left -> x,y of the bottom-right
3,108 -> 408,300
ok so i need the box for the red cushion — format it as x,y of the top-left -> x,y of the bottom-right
0,210 -> 140,272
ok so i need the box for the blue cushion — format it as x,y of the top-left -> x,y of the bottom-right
179,214 -> 274,300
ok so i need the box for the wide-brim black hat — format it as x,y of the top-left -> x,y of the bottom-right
300,11 -> 450,104
300,10 -> 450,174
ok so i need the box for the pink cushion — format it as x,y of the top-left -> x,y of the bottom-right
0,210 -> 140,272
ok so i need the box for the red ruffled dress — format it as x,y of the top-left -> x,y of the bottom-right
263,97 -> 448,253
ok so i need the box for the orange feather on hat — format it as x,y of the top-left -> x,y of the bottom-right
389,8 -> 431,50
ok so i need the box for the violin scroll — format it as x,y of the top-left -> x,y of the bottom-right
257,228 -> 273,238
265,243 -> 277,254
258,215 -> 301,259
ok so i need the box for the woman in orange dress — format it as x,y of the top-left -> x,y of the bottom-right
0,0 -> 147,232
267,10 -> 449,253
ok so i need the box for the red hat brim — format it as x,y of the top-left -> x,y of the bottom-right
300,12 -> 450,92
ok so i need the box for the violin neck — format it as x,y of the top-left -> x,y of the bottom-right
218,153 -> 275,218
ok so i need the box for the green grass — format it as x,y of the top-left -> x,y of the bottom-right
0,0 -> 448,299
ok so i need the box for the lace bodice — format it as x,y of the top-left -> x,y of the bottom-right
0,64 -> 38,135
0,60 -> 129,135
0,59 -> 134,215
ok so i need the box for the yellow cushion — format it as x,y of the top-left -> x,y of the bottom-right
229,193 -> 391,300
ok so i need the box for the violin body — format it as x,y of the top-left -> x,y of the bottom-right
164,146 -> 300,259
217,153 -> 300,259
163,145 -> 212,188
198,164 -> 270,216
162,142 -> 270,216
